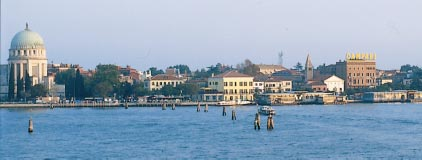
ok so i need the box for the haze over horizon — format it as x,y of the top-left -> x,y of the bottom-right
1,0 -> 421,71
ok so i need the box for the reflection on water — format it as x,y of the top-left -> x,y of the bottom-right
1,103 -> 422,159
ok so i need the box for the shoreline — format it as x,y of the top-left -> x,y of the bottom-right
0,101 -> 416,108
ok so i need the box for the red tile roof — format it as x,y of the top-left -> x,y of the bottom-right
213,70 -> 252,78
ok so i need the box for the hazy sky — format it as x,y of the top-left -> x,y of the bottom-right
1,0 -> 421,71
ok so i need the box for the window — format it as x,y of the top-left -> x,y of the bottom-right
224,82 -> 227,86
152,82 -> 155,85
234,82 -> 237,86
249,82 -> 253,86
239,82 -> 243,86
209,82 -> 212,86
244,82 -> 247,86
230,82 -> 233,86
215,82 -> 218,85
160,82 -> 163,85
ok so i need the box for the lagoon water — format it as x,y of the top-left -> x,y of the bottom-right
1,103 -> 422,159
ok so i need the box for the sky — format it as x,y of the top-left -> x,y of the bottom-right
1,0 -> 421,71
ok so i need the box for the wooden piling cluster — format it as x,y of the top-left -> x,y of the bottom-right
204,104 -> 208,112
232,109 -> 236,120
267,114 -> 274,130
222,106 -> 227,116
254,113 -> 260,130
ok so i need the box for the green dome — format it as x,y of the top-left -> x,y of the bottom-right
10,24 -> 45,50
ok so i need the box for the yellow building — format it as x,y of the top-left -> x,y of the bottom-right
208,70 -> 254,101
144,74 -> 186,91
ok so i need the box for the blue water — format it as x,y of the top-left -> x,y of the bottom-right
1,103 -> 422,159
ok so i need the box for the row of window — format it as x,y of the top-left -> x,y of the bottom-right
265,82 -> 291,87
348,79 -> 375,85
150,81 -> 182,87
348,67 -> 376,70
348,73 -> 375,77
10,50 -> 44,57
223,81 -> 253,87
224,89 -> 254,94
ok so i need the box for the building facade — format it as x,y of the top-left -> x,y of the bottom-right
323,75 -> 344,94
208,70 -> 254,101
144,74 -> 186,91
7,24 -> 48,98
336,53 -> 377,89
264,77 -> 292,93
256,64 -> 286,75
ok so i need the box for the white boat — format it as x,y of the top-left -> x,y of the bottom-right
258,106 -> 276,115
216,100 -> 253,106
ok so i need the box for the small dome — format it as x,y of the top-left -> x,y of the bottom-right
10,23 -> 45,50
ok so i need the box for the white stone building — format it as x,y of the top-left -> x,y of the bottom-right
8,23 -> 48,96
323,75 -> 344,94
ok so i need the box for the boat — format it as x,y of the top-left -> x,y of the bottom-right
258,106 -> 276,115
216,100 -> 253,106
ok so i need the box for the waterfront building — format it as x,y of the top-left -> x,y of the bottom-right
323,75 -> 344,94
256,64 -> 286,75
264,77 -> 292,93
272,69 -> 304,90
336,53 -> 377,89
307,82 -> 327,92
207,70 -> 254,101
144,74 -> 186,91
253,75 -> 267,94
7,23 -> 48,97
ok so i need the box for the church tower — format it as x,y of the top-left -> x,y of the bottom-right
305,54 -> 313,82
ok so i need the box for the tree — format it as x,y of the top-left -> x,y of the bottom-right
31,84 -> 48,98
8,65 -> 15,101
16,74 -> 24,100
176,83 -> 200,95
90,64 -> 120,97
24,71 -> 32,100
160,85 -> 177,96
237,59 -> 259,76
75,69 -> 85,99
149,67 -> 164,76
293,62 -> 303,71
168,64 -> 191,75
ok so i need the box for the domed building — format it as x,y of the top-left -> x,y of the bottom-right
7,23 -> 48,96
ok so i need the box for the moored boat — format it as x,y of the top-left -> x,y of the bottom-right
258,106 -> 276,115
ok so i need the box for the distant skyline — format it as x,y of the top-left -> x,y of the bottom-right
1,0 -> 422,71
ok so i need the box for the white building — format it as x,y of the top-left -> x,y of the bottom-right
264,77 -> 292,93
323,75 -> 344,94
8,23 -> 48,97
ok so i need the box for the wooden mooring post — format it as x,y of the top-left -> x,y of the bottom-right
254,113 -> 260,130
28,118 -> 33,133
232,109 -> 236,120
204,104 -> 208,112
172,103 -> 176,110
162,103 -> 167,110
222,106 -> 227,116
267,114 -> 274,130
197,103 -> 201,112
